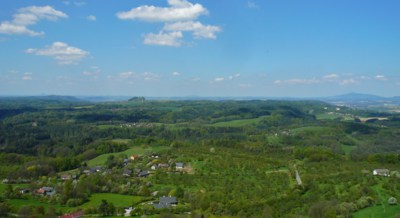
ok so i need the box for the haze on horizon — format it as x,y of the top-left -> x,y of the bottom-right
0,0 -> 399,97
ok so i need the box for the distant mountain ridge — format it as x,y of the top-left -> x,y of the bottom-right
316,93 -> 400,109
1,93 -> 400,109
0,95 -> 82,102
324,93 -> 390,101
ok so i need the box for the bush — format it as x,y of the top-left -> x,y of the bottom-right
66,198 -> 84,207
0,202 -> 10,217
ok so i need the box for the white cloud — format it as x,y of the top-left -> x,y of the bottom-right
323,74 -> 339,79
0,6 -> 67,36
117,0 -> 220,46
163,21 -> 221,39
74,1 -> 86,7
119,71 -> 134,79
83,66 -> 101,78
228,73 -> 240,80
144,31 -> 183,47
116,0 -> 207,22
143,72 -> 159,80
214,77 -> 225,82
239,83 -> 253,88
118,71 -> 159,81
375,75 -> 387,81
87,15 -> 96,21
247,1 -> 259,9
82,71 -> 93,76
63,1 -> 86,7
172,71 -> 181,76
274,78 -> 320,85
26,42 -> 89,65
0,22 -> 43,36
340,78 -> 358,85
190,77 -> 201,82
21,72 -> 33,81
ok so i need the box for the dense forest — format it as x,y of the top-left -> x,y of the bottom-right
1,97 -> 400,217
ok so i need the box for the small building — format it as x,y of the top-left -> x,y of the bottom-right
153,196 -> 178,209
388,197 -> 398,205
138,171 -> 150,178
123,169 -> 132,177
83,169 -> 94,175
61,174 -> 72,181
20,189 -> 30,194
123,159 -> 130,166
176,162 -> 184,170
151,164 -> 158,170
92,166 -> 103,172
373,169 -> 390,177
130,155 -> 140,160
159,163 -> 169,168
36,187 -> 55,196
124,207 -> 133,217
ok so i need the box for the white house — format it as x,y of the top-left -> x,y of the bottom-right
373,169 -> 390,177
124,207 -> 133,216
175,162 -> 185,171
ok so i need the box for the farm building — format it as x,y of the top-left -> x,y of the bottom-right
373,169 -> 390,176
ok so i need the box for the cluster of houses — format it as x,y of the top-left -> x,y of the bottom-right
35,186 -> 56,196
83,166 -> 104,176
121,153 -> 185,178
3,152 -> 186,216
55,152 -> 187,182
118,123 -> 154,128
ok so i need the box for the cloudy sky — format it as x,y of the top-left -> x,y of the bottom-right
0,0 -> 399,97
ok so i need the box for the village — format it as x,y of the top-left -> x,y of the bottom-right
2,151 -> 190,217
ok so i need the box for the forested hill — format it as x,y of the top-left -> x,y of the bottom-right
0,99 -> 325,155
0,95 -> 86,107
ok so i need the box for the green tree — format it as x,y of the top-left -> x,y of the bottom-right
18,206 -> 33,218
0,203 -> 10,217
45,206 -> 57,218
3,184 -> 13,198
99,199 -> 109,216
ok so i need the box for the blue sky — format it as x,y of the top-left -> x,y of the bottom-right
0,0 -> 399,97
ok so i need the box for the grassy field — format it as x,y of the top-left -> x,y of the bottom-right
109,139 -> 132,144
290,126 -> 328,134
97,124 -> 121,130
354,183 -> 400,218
79,193 -> 144,209
316,113 -> 343,120
7,198 -> 72,212
5,194 -> 145,214
87,146 -> 169,167
341,144 -> 356,155
353,204 -> 400,218
210,116 -> 268,127
0,183 -> 29,194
